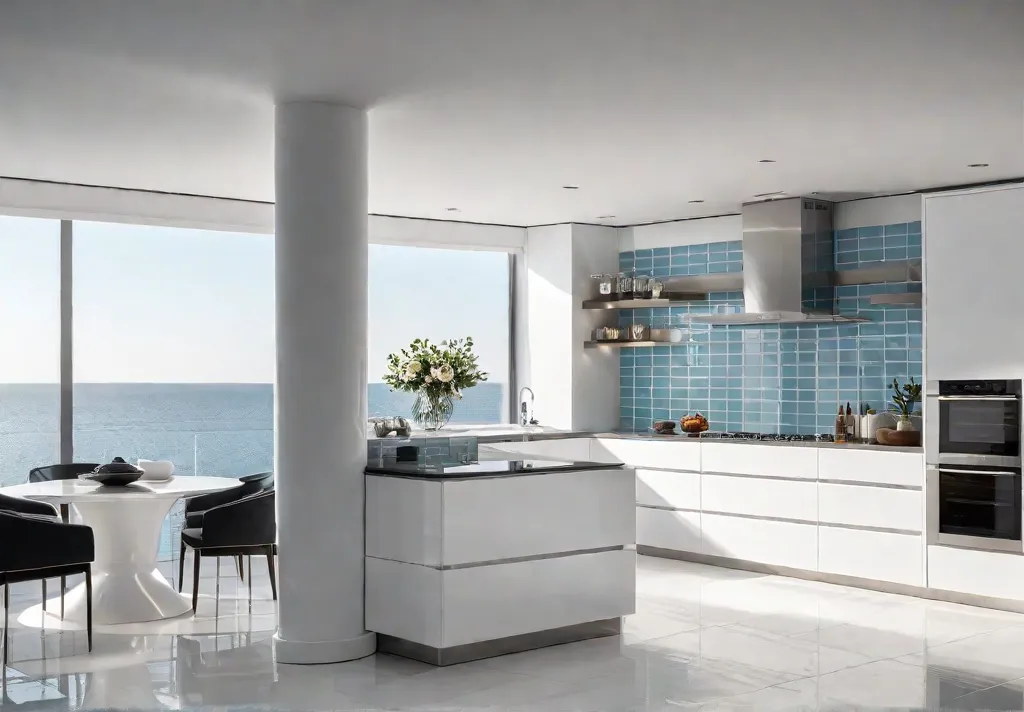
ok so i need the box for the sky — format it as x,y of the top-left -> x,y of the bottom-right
0,215 -> 509,385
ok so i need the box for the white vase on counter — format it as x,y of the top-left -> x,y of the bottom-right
896,415 -> 915,432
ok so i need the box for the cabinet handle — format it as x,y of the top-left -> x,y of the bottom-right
937,395 -> 1019,401
933,467 -> 1020,477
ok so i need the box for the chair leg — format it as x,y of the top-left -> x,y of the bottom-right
266,546 -> 277,601
60,504 -> 69,523
3,583 -> 9,669
191,549 -> 201,613
60,576 -> 66,620
178,542 -> 186,593
248,555 -> 253,611
236,554 -> 245,582
85,568 -> 93,653
41,579 -> 47,616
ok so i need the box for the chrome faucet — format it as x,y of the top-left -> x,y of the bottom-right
519,386 -> 537,426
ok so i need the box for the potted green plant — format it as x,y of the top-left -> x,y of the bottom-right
384,338 -> 488,431
890,376 -> 922,431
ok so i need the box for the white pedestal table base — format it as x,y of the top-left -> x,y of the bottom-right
61,498 -> 191,625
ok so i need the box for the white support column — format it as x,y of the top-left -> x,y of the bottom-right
273,101 -> 376,664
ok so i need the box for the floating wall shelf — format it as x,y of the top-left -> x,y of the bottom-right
582,294 -> 706,310
583,340 -> 659,349
869,292 -> 923,306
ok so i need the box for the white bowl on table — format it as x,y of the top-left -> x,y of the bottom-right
136,459 -> 175,482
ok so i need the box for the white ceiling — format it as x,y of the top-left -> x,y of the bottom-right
1,0 -> 1023,226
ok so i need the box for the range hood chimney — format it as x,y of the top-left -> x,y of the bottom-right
690,197 -> 866,325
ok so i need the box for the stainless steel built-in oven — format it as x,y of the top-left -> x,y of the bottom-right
926,379 -> 1022,468
926,379 -> 1023,552
928,464 -> 1023,552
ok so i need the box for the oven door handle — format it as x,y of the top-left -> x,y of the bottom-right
936,395 -> 1020,401
935,467 -> 1020,476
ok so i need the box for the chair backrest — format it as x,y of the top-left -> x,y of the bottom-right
202,490 -> 275,547
238,471 -> 274,494
0,492 -> 58,517
28,463 -> 101,483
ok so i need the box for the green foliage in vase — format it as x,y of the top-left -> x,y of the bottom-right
383,337 -> 488,401
890,376 -> 921,418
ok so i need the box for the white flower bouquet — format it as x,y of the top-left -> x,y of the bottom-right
383,338 -> 488,430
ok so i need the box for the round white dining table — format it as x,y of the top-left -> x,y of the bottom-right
0,476 -> 239,625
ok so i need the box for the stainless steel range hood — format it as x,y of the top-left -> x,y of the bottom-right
689,197 -> 867,325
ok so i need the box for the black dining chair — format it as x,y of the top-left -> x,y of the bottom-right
180,472 -> 273,585
25,464 -> 98,617
0,493 -> 72,622
27,464 -> 101,522
179,490 -> 276,612
0,510 -> 94,667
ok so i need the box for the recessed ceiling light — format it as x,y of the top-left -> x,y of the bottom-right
562,185 -> 580,190
596,214 -> 616,219
968,163 -> 990,168
753,191 -> 786,198
758,159 -> 777,163
688,200 -> 705,204
445,207 -> 460,212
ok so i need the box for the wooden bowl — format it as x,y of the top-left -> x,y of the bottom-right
875,427 -> 921,447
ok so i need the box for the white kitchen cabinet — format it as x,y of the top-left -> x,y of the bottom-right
594,438 -> 700,471
635,468 -> 700,509
636,507 -> 701,554
817,448 -> 923,488
818,526 -> 924,586
701,473 -> 817,522
818,483 -> 923,533
701,513 -> 817,571
925,185 -> 1024,379
928,545 -> 1024,600
700,443 -> 817,479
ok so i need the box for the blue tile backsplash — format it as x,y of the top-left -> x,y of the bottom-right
618,222 -> 922,434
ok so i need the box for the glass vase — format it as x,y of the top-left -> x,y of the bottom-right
412,393 -> 454,431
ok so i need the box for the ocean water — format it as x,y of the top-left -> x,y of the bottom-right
0,382 -> 504,557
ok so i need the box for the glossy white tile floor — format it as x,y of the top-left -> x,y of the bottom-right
7,554 -> 1024,710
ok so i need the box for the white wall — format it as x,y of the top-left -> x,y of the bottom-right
524,225 -> 575,428
834,194 -> 922,229
621,215 -> 741,251
619,195 -> 925,252
522,224 -> 619,431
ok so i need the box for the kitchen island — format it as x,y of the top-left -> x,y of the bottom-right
364,458 -> 635,666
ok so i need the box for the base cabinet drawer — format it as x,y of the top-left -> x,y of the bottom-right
701,513 -> 817,570
818,483 -> 923,533
929,545 -> 1024,600
818,526 -> 924,586
636,469 -> 700,509
637,507 -> 701,554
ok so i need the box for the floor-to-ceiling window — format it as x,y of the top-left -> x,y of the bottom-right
0,217 -> 61,486
368,245 -> 511,424
72,221 -> 276,477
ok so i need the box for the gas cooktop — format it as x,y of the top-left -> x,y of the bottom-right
698,431 -> 835,443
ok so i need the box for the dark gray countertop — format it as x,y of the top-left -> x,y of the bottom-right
365,458 -> 624,480
476,429 -> 922,453
589,432 -> 922,453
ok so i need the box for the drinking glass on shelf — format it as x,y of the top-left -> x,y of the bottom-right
616,272 -> 633,301
633,273 -> 649,299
